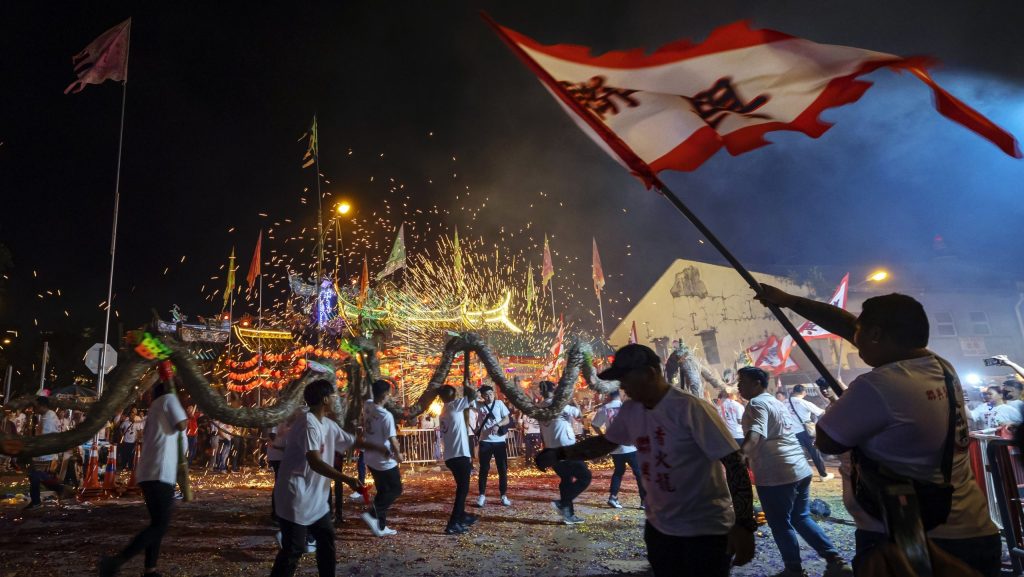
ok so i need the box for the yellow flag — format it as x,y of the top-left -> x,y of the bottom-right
223,248 -> 236,308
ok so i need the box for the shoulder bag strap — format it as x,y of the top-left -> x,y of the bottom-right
934,356 -> 958,484
788,397 -> 807,424
475,401 -> 496,437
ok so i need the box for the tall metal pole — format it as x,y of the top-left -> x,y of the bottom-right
96,24 -> 131,398
37,342 -> 49,395
550,284 -> 557,330
597,289 -> 606,339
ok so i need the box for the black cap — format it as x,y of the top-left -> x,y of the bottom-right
598,344 -> 662,380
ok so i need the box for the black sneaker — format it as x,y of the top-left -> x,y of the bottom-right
460,513 -> 478,526
444,523 -> 468,535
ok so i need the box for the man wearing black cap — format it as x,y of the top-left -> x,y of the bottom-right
536,344 -> 756,577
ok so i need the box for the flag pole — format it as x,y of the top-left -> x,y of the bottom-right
482,12 -> 841,394
550,284 -> 557,331
96,23 -> 131,399
653,181 -> 841,393
597,289 -> 606,339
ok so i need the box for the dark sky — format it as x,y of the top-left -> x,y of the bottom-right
2,1 -> 1024,370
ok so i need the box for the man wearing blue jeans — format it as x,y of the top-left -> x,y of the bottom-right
738,367 -> 851,577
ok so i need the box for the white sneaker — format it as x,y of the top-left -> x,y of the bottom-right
607,496 -> 622,509
500,495 -> 512,506
380,526 -> 397,536
476,494 -> 486,507
274,531 -> 283,548
815,473 -> 835,482
305,538 -> 317,553
360,511 -> 384,537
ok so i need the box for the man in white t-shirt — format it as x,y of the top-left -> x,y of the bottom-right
591,391 -> 646,509
537,345 -> 756,577
360,380 -> 405,537
786,385 -> 833,481
536,381 -> 590,524
99,376 -> 188,577
268,379 -> 380,577
972,387 -> 1021,429
758,286 -> 1001,576
25,396 -> 66,509
474,385 -> 512,507
716,389 -> 745,446
738,367 -> 851,577
1001,379 -> 1024,413
438,383 -> 480,534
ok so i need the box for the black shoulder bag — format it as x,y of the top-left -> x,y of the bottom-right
850,357 -> 957,532
475,401 -> 496,437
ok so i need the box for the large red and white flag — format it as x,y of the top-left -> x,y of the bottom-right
592,237 -> 606,297
65,19 -> 131,94
796,273 -> 849,340
486,17 -> 1020,185
753,335 -> 800,375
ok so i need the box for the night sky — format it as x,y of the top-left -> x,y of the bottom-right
2,2 -> 1023,383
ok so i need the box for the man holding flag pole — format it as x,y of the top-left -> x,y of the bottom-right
484,13 -> 1018,574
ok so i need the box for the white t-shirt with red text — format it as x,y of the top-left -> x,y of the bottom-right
717,398 -> 745,439
605,388 -> 738,537
817,355 -> 997,540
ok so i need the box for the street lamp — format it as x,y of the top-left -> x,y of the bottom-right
866,270 -> 888,283
334,201 -> 353,282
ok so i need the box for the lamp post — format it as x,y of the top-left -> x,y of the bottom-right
334,201 -> 351,282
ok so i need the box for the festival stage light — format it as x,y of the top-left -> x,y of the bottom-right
336,201 -> 351,215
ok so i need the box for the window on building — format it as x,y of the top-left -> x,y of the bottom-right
934,312 -> 957,337
698,329 -> 720,365
969,312 -> 991,336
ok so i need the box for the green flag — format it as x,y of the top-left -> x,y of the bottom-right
378,223 -> 406,279
223,248 -> 236,309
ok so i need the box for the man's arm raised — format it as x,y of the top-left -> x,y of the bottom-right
757,284 -> 857,343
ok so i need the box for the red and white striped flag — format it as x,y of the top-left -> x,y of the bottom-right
486,17 -> 1020,185
65,19 -> 131,94
797,273 -> 849,340
592,237 -> 606,298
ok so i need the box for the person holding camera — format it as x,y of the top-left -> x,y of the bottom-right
756,285 -> 999,576
474,385 -> 512,507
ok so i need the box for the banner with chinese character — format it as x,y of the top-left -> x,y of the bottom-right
796,273 -> 850,340
485,17 -> 1020,185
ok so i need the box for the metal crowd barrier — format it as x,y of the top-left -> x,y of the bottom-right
397,428 -> 528,463
983,438 -> 1024,576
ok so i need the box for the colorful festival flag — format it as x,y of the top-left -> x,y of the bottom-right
750,335 -> 800,375
223,248 -> 236,309
796,273 -> 850,340
485,17 -> 1020,186
378,224 -> 406,279
628,321 -> 638,345
540,319 -> 566,379
246,231 -> 262,289
65,19 -> 131,94
541,235 -> 554,295
301,116 -> 319,169
592,237 -> 606,298
358,254 -> 369,306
